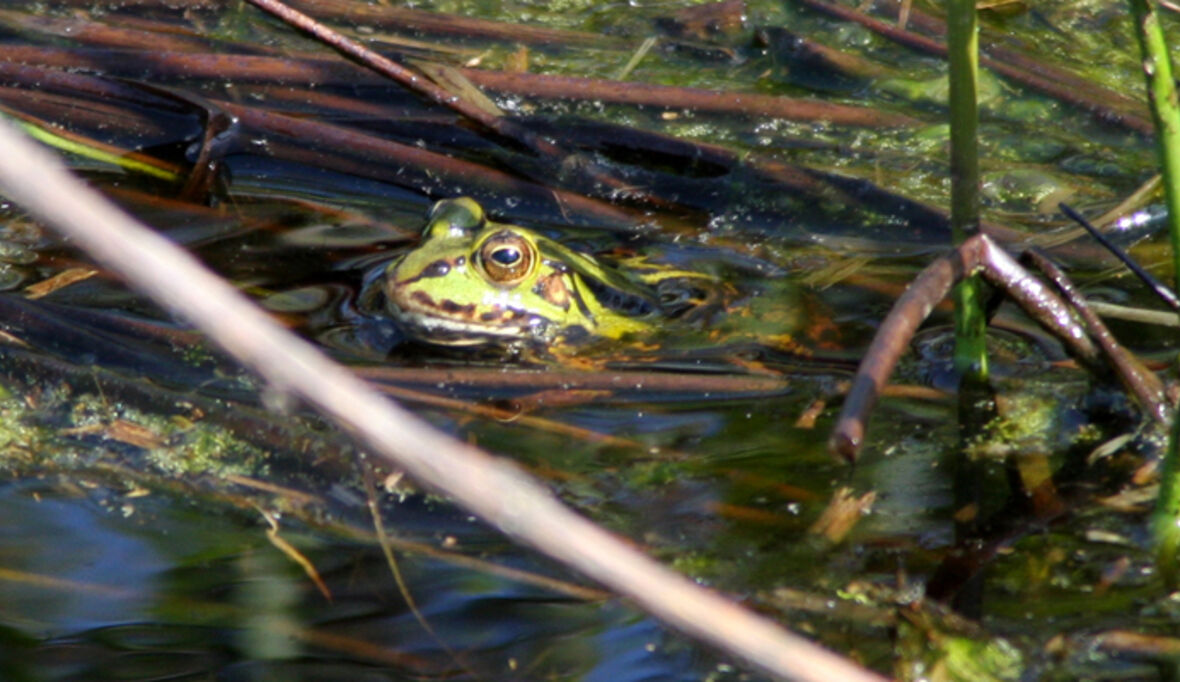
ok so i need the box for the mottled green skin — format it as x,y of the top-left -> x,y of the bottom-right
384,198 -> 708,351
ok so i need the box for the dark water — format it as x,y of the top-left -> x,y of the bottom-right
0,0 -> 1176,679
0,481 -> 734,681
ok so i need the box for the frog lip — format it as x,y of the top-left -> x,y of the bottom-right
392,309 -> 540,347
398,317 -> 525,346
387,287 -> 544,345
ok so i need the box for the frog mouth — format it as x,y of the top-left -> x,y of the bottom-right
387,288 -> 544,346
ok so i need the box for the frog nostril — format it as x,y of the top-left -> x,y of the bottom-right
421,260 -> 451,278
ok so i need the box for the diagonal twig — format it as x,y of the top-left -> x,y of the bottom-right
242,0 -> 651,201
0,117 -> 886,682
1059,203 -> 1180,312
1020,248 -> 1168,422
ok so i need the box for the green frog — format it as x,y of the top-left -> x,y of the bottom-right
383,198 -> 721,355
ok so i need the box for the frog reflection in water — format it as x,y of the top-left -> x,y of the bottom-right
383,198 -> 731,357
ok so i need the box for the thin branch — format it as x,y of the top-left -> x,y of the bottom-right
1020,249 -> 1167,421
244,0 -> 545,153
830,234 -> 1102,460
1059,203 -> 1180,312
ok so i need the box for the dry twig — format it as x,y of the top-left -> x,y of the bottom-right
0,119 -> 885,682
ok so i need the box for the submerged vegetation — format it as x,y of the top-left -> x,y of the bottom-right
0,0 -> 1177,679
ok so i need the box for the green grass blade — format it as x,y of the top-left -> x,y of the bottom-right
2,114 -> 180,182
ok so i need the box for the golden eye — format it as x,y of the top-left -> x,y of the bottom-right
479,231 -> 534,285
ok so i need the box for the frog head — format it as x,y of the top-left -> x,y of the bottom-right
384,198 -> 658,349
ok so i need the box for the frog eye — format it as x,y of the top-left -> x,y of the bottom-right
479,231 -> 534,285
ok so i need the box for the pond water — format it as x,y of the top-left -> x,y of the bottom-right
0,0 -> 1176,679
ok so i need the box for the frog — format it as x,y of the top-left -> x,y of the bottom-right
382,197 -> 721,355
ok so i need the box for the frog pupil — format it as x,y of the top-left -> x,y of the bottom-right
491,247 -> 521,265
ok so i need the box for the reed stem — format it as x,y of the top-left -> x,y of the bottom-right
1128,0 -> 1180,586
947,0 -> 988,380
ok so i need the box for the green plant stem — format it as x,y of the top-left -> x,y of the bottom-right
1129,0 -> 1180,291
1157,414 -> 1180,589
947,0 -> 988,379
1130,0 -> 1180,587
